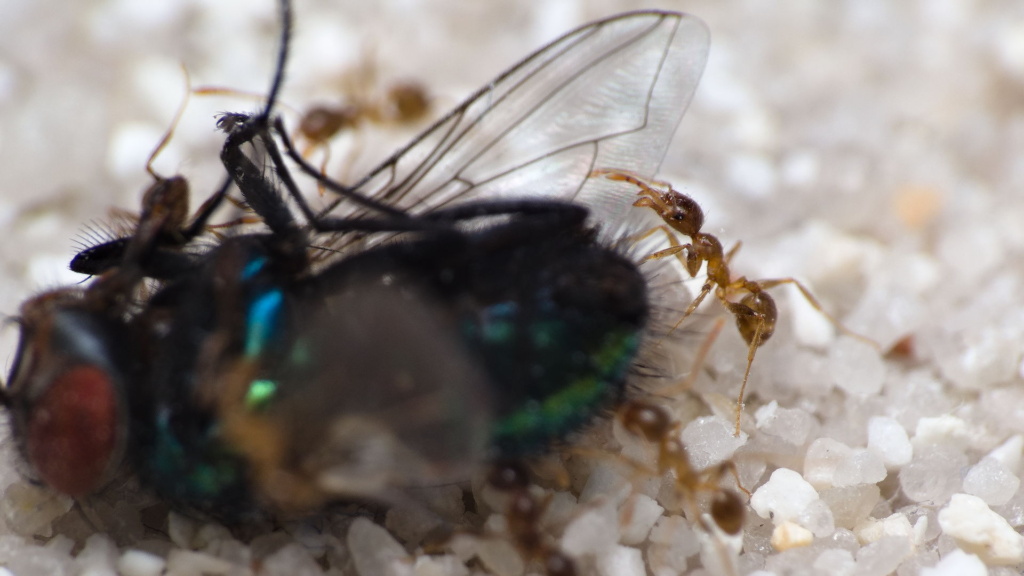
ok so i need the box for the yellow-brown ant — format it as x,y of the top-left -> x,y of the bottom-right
195,50 -> 431,180
485,461 -> 577,576
611,396 -> 750,576
297,80 -> 431,150
618,400 -> 747,536
291,52 -> 432,186
295,79 -> 430,192
72,68 -> 250,280
592,168 -> 876,435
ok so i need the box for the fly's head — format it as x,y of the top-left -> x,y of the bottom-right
2,290 -> 134,498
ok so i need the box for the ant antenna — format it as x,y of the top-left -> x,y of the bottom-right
145,66 -> 192,180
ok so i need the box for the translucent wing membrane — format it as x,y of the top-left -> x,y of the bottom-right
336,12 -> 709,227
4,7 -> 712,523
217,278 -> 493,509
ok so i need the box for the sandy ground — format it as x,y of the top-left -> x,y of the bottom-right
2,0 -> 1024,575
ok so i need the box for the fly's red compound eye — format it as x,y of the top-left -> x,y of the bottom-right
6,296 -> 132,498
26,365 -> 119,497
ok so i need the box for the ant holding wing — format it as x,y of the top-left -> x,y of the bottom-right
593,168 -> 878,435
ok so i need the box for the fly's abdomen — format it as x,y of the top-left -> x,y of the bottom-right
482,310 -> 642,456
460,234 -> 649,457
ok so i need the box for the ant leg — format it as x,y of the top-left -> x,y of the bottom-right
754,277 -> 879,348
634,223 -> 691,264
627,223 -> 677,248
644,244 -> 689,263
193,85 -> 286,105
721,289 -> 776,436
722,240 -> 742,265
710,460 -> 752,499
659,316 -> 726,397
630,229 -> 698,279
628,226 -> 722,337
589,167 -> 675,192
663,278 -> 716,336
145,65 -> 192,180
336,125 -> 368,187
206,214 -> 263,233
315,144 -> 332,197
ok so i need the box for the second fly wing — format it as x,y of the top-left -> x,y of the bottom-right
324,11 -> 709,231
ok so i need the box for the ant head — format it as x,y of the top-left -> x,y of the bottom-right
662,190 -> 704,237
619,400 -> 673,443
298,105 -> 362,143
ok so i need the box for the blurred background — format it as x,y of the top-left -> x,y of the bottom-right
2,0 -> 1024,572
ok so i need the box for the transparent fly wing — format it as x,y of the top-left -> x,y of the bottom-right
217,276 -> 493,510
340,11 -> 709,227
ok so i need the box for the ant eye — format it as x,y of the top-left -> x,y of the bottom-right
26,365 -> 120,497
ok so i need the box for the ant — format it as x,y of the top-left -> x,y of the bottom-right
71,69 -> 236,281
616,399 -> 748,576
592,168 -> 877,435
295,49 -> 430,152
485,461 -> 577,576
297,80 -> 431,149
618,400 -> 747,536
195,61 -> 429,198
294,59 -> 431,189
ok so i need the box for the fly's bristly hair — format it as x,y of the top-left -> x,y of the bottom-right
71,218 -> 133,253
614,227 -> 717,401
